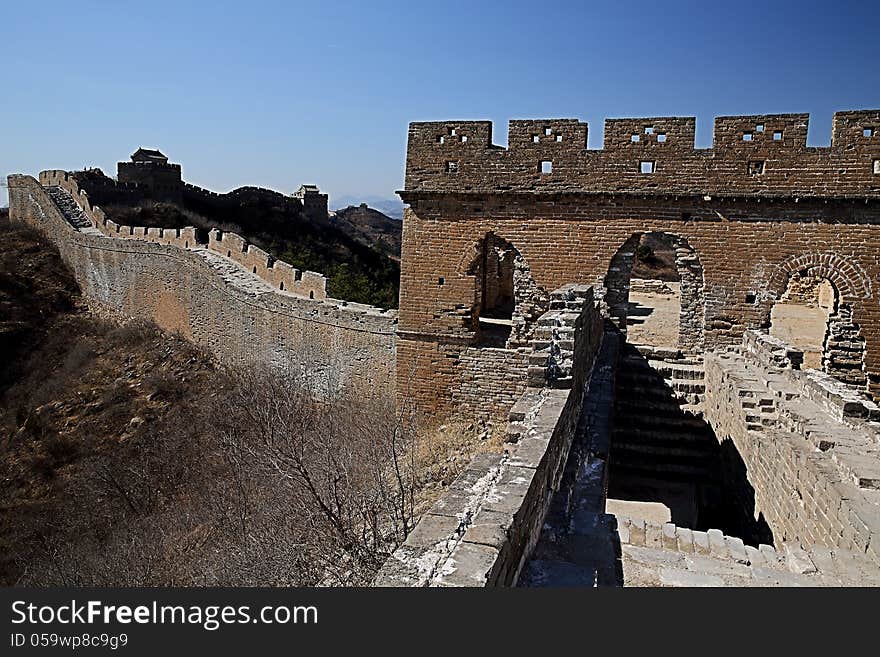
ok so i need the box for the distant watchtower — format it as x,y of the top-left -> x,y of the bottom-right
117,147 -> 183,203
293,184 -> 328,221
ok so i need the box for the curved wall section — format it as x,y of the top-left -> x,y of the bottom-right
8,174 -> 397,398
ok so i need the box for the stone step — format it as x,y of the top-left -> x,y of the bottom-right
617,377 -> 706,395
613,412 -> 712,434
615,397 -> 704,419
647,360 -> 705,381
611,426 -> 717,448
618,384 -> 702,406
617,369 -> 706,392
630,344 -> 684,361
610,441 -> 717,460
608,458 -> 716,479
45,186 -> 91,229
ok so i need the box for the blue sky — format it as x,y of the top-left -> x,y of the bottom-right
2,0 -> 878,207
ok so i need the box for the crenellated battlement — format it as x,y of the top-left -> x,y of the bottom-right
6,173 -> 397,400
403,110 -> 880,198
38,170 -> 328,300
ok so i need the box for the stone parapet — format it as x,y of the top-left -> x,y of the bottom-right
403,111 -> 880,198
703,338 -> 880,565
8,174 -> 396,398
374,287 -> 605,586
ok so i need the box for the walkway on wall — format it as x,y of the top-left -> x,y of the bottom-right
47,184 -> 296,299
45,186 -> 92,229
520,331 -> 880,586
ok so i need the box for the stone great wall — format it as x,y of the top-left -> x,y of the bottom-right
7,108 -> 880,586
7,172 -> 396,397
378,109 -> 880,586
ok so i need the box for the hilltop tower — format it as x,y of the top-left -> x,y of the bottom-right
293,184 -> 328,221
117,148 -> 183,203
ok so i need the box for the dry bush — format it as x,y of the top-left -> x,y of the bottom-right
107,320 -> 155,345
5,353 -> 425,586
143,369 -> 185,402
411,420 -> 504,514
3,311 -> 494,586
218,367 -> 420,584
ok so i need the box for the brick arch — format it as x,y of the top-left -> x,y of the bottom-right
602,231 -> 705,352
767,252 -> 872,302
765,253 -> 869,389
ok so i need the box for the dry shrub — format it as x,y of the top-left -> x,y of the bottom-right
143,369 -> 185,402
219,367 -> 420,584
107,320 -> 155,346
400,419 -> 505,521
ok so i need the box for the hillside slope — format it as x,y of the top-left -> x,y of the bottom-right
332,204 -> 402,261
0,215 -> 493,586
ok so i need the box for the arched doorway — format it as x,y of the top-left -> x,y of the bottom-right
468,232 -> 548,348
602,231 -> 704,352
769,274 -> 837,371
765,254 -> 869,389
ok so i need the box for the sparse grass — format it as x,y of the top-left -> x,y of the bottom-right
0,216 -> 472,586
412,419 -> 504,515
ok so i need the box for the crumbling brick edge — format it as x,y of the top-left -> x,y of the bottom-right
373,286 -> 607,587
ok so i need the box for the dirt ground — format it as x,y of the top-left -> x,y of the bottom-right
770,302 -> 828,370
626,282 -> 681,349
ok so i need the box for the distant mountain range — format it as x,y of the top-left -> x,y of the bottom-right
331,195 -> 404,220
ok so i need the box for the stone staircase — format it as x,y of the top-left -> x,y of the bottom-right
528,285 -> 595,388
608,343 -> 718,492
615,516 -> 880,586
44,185 -> 91,229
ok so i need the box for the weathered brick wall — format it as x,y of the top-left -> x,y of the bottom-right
8,174 -> 396,398
117,160 -> 183,202
702,337 -> 880,564
375,288 -> 608,586
404,111 -> 880,196
398,110 -> 880,416
450,347 -> 529,420
781,274 -> 834,308
399,196 -> 880,414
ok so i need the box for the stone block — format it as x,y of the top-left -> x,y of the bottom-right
659,567 -> 724,587
435,542 -> 500,588
692,530 -> 711,555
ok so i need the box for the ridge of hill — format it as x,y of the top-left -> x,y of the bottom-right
72,170 -> 400,308
332,204 -> 402,261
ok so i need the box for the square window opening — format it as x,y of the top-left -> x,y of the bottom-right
644,126 -> 654,135
874,159 -> 880,175
532,135 -> 540,143
657,133 -> 667,143
540,161 -> 553,174
756,124 -> 765,132
743,133 -> 753,142
773,131 -> 783,141
631,134 -> 640,142
450,128 -> 457,136
640,160 -> 655,174
865,127 -> 876,138
460,135 -> 468,143
745,293 -> 757,304
446,161 -> 459,174
555,134 -> 563,142
437,135 -> 445,144
748,160 -> 765,175
544,127 -> 552,136
438,277 -> 445,286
